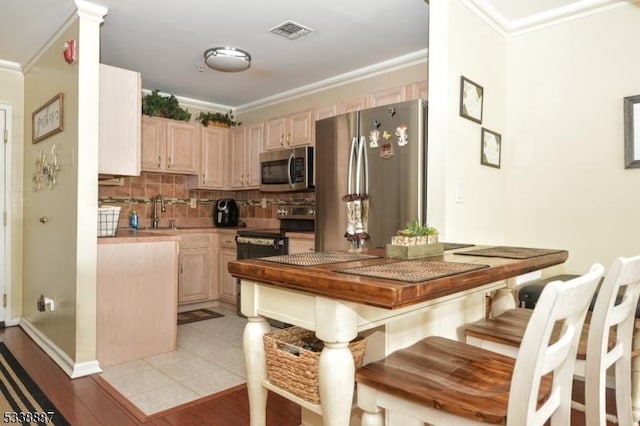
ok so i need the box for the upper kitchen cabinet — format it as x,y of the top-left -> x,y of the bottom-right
141,116 -> 200,174
186,125 -> 228,190
337,96 -> 366,114
407,80 -> 428,100
99,64 -> 141,176
264,110 -> 313,150
312,105 -> 336,145
230,123 -> 262,189
366,86 -> 407,108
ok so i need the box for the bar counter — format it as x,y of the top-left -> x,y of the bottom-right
228,245 -> 568,426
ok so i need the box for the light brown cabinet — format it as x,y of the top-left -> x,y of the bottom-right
97,239 -> 178,367
187,125 -> 228,190
141,116 -> 200,174
407,80 -> 428,100
288,235 -> 315,254
178,235 -> 212,304
366,86 -> 407,108
218,233 -> 237,304
264,110 -> 313,150
230,123 -> 262,189
337,96 -> 367,114
98,64 -> 141,176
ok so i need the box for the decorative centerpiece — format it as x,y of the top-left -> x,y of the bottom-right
386,219 -> 443,259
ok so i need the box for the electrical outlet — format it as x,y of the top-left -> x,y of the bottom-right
190,198 -> 197,208
261,198 -> 267,208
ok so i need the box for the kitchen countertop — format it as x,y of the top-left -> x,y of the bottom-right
228,246 -> 568,309
98,226 -> 252,242
97,229 -> 181,244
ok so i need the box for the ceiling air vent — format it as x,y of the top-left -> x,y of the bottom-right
270,20 -> 313,40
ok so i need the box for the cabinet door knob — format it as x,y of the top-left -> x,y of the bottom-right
157,156 -> 161,168
39,217 -> 48,224
167,157 -> 172,168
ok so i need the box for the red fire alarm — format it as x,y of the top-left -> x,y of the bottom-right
63,40 -> 76,64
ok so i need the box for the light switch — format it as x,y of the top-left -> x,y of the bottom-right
455,182 -> 464,204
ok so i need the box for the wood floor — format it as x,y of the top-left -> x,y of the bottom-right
0,325 -> 301,425
0,325 -> 618,425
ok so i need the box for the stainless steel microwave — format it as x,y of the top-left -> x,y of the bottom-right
259,146 -> 314,192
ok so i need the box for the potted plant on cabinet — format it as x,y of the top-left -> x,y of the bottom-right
142,90 -> 191,121
196,110 -> 241,128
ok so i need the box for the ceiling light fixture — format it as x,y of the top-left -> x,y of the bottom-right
204,47 -> 251,72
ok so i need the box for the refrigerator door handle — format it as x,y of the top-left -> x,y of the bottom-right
355,136 -> 364,194
360,136 -> 369,195
347,137 -> 357,194
287,151 -> 295,188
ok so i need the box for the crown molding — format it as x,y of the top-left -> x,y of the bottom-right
143,49 -> 429,114
0,60 -> 22,74
464,0 -> 637,37
237,49 -> 428,114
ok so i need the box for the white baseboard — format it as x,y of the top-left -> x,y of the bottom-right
19,319 -> 102,378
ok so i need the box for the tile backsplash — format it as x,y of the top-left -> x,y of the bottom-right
98,172 -> 314,229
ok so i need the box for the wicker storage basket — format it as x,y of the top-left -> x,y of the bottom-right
263,326 -> 366,404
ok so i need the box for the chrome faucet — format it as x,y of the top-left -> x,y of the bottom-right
152,195 -> 166,228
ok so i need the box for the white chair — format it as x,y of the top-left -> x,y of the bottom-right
356,264 -> 604,425
465,256 -> 640,425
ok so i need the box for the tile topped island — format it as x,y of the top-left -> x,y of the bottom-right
228,245 -> 568,426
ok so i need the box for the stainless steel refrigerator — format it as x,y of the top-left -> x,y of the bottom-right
315,98 -> 427,251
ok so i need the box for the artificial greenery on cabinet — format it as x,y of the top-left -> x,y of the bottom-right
196,110 -> 241,127
142,90 -> 191,121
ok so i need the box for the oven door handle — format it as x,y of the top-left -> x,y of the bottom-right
236,236 -> 285,249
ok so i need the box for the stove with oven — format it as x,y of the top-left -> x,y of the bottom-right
235,204 -> 314,327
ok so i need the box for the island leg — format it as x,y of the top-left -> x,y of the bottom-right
243,316 -> 271,426
319,341 -> 355,425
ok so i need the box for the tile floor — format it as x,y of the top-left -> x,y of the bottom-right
100,304 -> 248,415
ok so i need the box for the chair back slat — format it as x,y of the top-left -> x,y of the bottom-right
508,263 -> 604,425
585,255 -> 640,425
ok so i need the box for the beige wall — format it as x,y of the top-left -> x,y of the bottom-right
23,20 -> 81,360
504,3 -> 640,273
432,1 -> 640,274
0,69 -> 24,323
429,0 -> 508,244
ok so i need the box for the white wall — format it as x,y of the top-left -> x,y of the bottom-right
431,1 -> 640,274
0,69 -> 24,323
505,4 -> 640,273
429,0 -> 508,244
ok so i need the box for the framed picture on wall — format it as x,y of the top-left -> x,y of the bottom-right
480,127 -> 501,168
32,92 -> 64,143
624,94 -> 640,169
459,76 -> 483,124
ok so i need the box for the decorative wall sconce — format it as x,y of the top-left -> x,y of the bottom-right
32,144 -> 61,191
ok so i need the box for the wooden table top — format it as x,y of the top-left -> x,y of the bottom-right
228,246 -> 568,309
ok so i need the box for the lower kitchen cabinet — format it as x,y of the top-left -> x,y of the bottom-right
178,234 -> 216,305
218,233 -> 237,304
97,238 -> 178,367
288,235 -> 315,254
